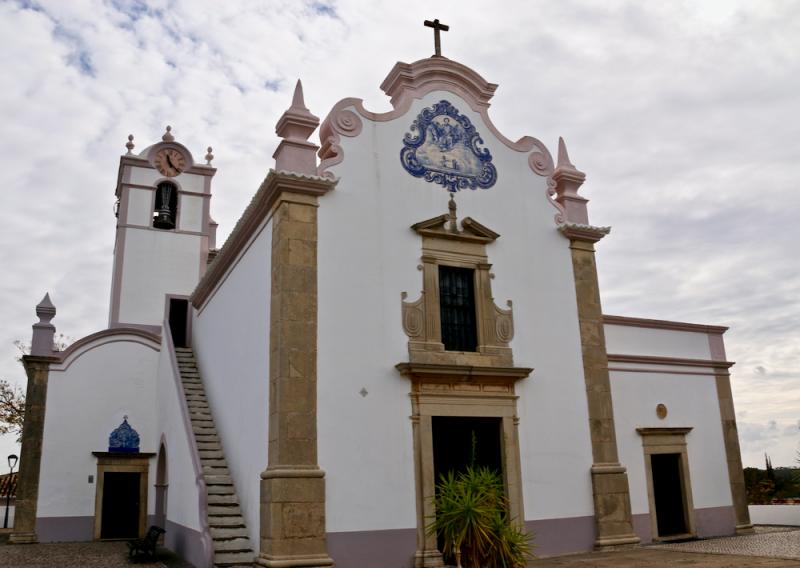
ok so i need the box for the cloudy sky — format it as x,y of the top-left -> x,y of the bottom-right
0,0 -> 797,469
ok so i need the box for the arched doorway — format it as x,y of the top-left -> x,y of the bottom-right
155,442 -> 168,529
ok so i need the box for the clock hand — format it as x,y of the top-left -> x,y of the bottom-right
166,154 -> 176,170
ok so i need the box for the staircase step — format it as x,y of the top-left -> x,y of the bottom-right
208,493 -> 239,505
195,436 -> 220,445
208,484 -> 235,495
208,504 -> 243,516
200,449 -> 225,460
191,416 -> 214,425
213,537 -> 252,552
208,515 -> 246,528
210,526 -> 250,540
205,474 -> 233,485
196,441 -> 221,450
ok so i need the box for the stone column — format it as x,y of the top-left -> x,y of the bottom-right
562,227 -> 640,548
11,294 -> 58,544
257,183 -> 333,567
709,333 -> 754,534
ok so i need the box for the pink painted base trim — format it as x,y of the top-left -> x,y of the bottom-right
524,515 -> 596,557
632,506 -> 736,543
327,528 -> 416,568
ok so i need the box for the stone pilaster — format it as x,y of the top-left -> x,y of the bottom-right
714,370 -> 754,534
562,226 -> 640,549
256,180 -> 333,568
9,355 -> 55,544
11,294 -> 59,544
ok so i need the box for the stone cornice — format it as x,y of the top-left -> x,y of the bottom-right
603,314 -> 728,334
636,427 -> 693,437
557,222 -> 611,243
191,170 -> 336,309
380,57 -> 498,110
395,362 -> 532,382
607,353 -> 734,370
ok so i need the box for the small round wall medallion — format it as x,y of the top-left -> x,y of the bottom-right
656,403 -> 668,419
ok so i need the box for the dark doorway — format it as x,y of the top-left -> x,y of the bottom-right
100,472 -> 141,539
169,298 -> 189,348
432,416 -> 503,483
432,417 -> 503,555
651,453 -> 688,537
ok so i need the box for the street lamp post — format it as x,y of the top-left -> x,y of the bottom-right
3,454 -> 18,529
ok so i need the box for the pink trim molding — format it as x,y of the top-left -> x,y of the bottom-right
603,314 -> 729,334
607,353 -> 734,370
317,56 -> 556,216
50,327 -> 161,371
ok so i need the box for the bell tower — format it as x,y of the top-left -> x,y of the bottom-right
109,127 -> 217,331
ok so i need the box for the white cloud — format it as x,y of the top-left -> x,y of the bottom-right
0,0 -> 797,467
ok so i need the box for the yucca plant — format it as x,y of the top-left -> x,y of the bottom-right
427,465 -> 534,568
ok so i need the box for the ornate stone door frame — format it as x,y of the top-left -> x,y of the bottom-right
636,427 -> 696,541
92,452 -> 154,540
397,363 -> 531,568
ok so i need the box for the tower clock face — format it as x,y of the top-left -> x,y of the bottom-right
154,148 -> 186,177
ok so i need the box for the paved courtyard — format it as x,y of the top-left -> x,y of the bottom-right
537,526 -> 800,567
1,526 -> 800,567
0,537 -> 193,568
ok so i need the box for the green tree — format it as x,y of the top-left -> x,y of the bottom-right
0,379 -> 25,440
0,335 -> 72,441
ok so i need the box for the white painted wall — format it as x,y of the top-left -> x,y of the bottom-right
127,187 -> 154,227
192,221 -> 272,548
317,90 -> 595,532
38,338 -> 160,519
155,333 -> 202,531
129,168 -> 207,195
605,324 -> 711,360
117,230 -> 203,325
749,505 -> 800,525
610,370 -> 732,515
178,194 -> 204,233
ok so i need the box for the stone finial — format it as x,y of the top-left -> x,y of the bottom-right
31,293 -> 57,356
552,136 -> 589,225
205,146 -> 214,165
125,134 -> 135,154
273,79 -> 320,175
557,136 -> 575,169
162,125 -> 175,142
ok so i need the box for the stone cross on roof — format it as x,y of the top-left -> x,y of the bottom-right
424,18 -> 449,56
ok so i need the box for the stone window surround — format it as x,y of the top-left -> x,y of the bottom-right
398,204 -> 532,567
400,203 -> 514,369
91,452 -> 155,540
636,427 -> 696,542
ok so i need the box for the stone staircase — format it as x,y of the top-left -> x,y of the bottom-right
175,347 -> 256,567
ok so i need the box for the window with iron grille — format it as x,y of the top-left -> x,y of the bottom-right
439,265 -> 477,352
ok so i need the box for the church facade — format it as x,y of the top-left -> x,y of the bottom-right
11,52 -> 753,568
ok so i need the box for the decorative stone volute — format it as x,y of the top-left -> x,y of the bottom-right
273,79 -> 320,175
553,136 -> 589,225
30,293 -> 56,356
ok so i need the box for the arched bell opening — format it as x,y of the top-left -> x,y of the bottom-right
153,182 -> 178,229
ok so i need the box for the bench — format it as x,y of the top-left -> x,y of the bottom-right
127,525 -> 165,563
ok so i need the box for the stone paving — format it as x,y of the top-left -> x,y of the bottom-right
0,538 -> 194,568
536,526 -> 800,567
652,525 -> 800,561
2,526 -> 800,567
